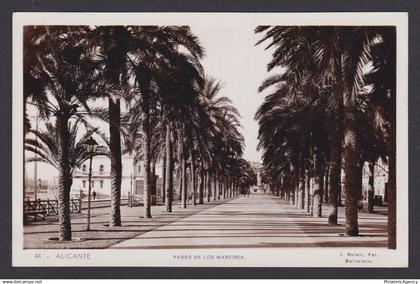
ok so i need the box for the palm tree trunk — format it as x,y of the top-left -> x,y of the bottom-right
207,174 -> 212,202
388,103 -> 396,249
220,180 -> 223,199
313,149 -> 323,217
213,176 -> 217,201
231,182 -> 234,198
182,151 -> 188,208
227,182 -> 229,198
279,176 -> 283,198
151,161 -> 157,204
203,174 -> 206,199
232,183 -> 235,197
142,93 -> 152,219
226,182 -> 229,198
343,101 -> 362,236
199,167 -> 204,204
109,97 -> 122,226
220,180 -> 224,199
57,116 -> 72,241
328,99 -> 343,225
289,163 -> 295,205
297,161 -> 305,209
214,179 -> 218,200
161,146 -> 166,204
178,174 -> 182,201
161,108 -> 166,204
204,174 -> 207,199
285,170 -> 291,201
190,150 -> 196,206
281,180 -> 285,199
165,124 -> 173,212
227,182 -> 230,198
367,162 -> 374,213
293,167 -> 299,206
324,164 -> 330,203
304,163 -> 310,213
217,179 -> 221,200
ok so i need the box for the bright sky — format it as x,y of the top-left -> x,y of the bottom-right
191,26 -> 275,164
26,26 -> 277,181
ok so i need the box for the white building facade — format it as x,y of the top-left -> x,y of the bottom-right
361,158 -> 388,199
72,155 -> 163,199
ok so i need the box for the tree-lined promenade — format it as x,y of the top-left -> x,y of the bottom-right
24,25 -> 396,250
24,193 -> 387,249
24,26 -> 257,241
254,26 -> 396,248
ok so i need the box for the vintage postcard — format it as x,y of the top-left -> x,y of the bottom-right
12,12 -> 408,267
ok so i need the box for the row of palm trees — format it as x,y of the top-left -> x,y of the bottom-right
254,26 -> 396,249
24,26 -> 257,241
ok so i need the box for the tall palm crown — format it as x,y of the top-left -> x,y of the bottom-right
25,122 -> 108,174
24,26 -> 98,120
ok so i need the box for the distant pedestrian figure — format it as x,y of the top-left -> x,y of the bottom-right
92,190 -> 97,200
246,188 -> 250,197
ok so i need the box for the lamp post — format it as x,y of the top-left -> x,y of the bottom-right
83,136 -> 98,231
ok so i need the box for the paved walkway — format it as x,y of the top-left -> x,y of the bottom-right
112,193 -> 387,249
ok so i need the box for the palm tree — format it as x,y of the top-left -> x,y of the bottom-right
25,122 -> 107,174
24,26 -> 97,240
89,26 -> 137,227
365,27 -> 396,248
357,102 -> 388,214
307,27 -> 381,235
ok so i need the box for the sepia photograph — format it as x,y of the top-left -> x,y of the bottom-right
12,12 -> 408,267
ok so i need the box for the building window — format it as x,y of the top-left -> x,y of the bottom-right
100,180 -> 104,188
138,164 -> 141,173
92,181 -> 94,188
82,180 -> 86,188
82,165 -> 87,172
99,165 -> 104,173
